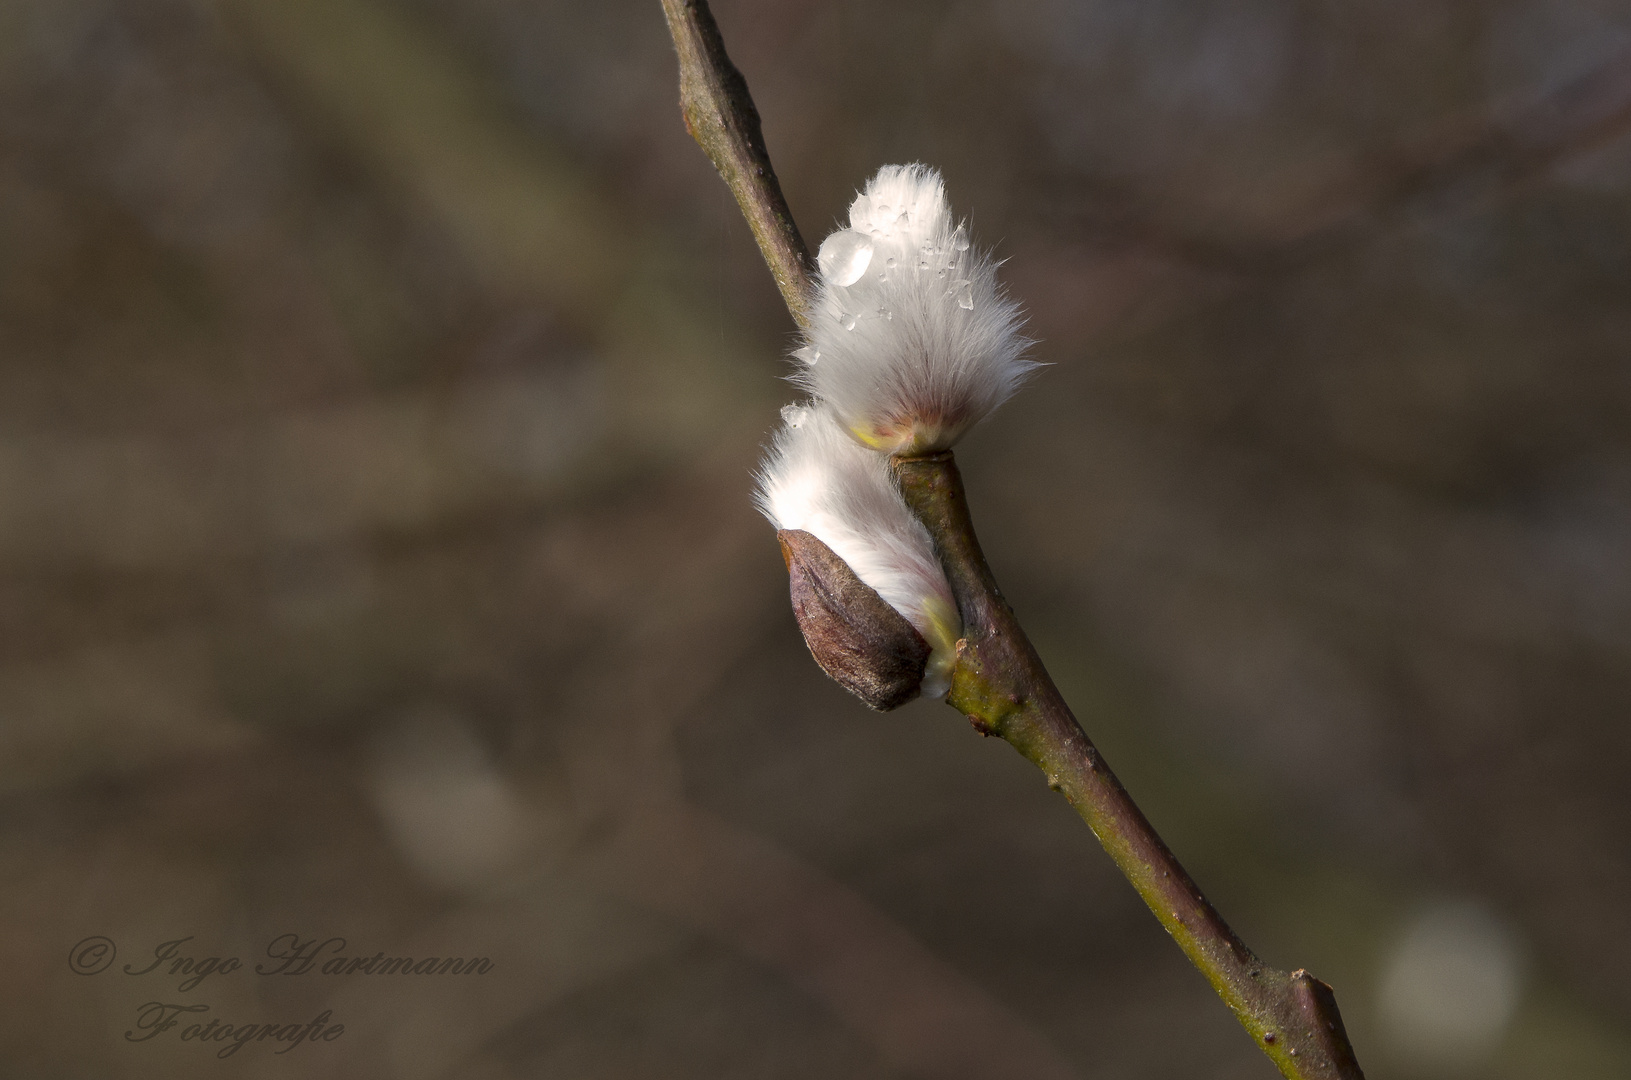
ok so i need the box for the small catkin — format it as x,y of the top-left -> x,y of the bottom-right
757,401 -> 960,698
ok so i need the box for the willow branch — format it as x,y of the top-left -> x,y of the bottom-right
893,454 -> 1364,1080
658,0 -> 815,328
660,4 -> 1365,1078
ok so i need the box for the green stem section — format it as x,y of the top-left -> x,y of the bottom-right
894,453 -> 1365,1080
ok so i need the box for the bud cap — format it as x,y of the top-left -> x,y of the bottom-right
779,529 -> 930,710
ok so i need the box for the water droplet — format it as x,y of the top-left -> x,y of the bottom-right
841,311 -> 858,331
954,280 -> 973,310
847,192 -> 872,227
951,223 -> 969,251
876,307 -> 892,321
790,346 -> 819,365
780,403 -> 809,427
936,269 -> 946,279
885,257 -> 897,269
817,229 -> 874,287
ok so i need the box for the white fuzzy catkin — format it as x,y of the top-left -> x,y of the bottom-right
796,164 -> 1034,455
757,401 -> 961,698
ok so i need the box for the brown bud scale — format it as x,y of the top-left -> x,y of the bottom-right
777,529 -> 929,710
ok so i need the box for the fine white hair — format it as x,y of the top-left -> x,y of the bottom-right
796,164 -> 1035,455
757,401 -> 961,697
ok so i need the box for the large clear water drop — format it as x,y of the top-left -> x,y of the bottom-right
953,279 -> 974,310
818,229 -> 874,287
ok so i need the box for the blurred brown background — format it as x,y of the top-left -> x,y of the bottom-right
5,0 -> 1631,1077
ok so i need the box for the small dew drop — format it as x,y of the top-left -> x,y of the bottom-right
817,229 -> 874,287
885,257 -> 897,269
780,403 -> 809,427
847,192 -> 872,226
954,279 -> 974,309
951,223 -> 969,251
841,311 -> 858,331
877,307 -> 893,321
790,345 -> 819,365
